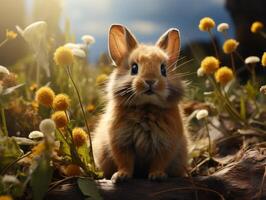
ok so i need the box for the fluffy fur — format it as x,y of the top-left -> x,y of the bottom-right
92,24 -> 189,182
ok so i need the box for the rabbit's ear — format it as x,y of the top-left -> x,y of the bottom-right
156,28 -> 180,67
108,24 -> 138,66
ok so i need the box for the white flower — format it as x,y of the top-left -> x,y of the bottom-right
2,175 -> 20,184
16,21 -> 47,49
260,85 -> 266,94
72,48 -> 86,58
28,131 -> 44,139
39,119 -> 56,135
64,43 -> 80,49
0,65 -> 10,75
197,68 -> 205,77
77,43 -> 87,50
81,35 -> 95,45
196,109 -> 209,120
245,56 -> 260,64
217,23 -> 229,32
16,21 -> 50,76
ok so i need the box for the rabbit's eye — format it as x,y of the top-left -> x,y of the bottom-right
160,63 -> 167,77
131,63 -> 138,75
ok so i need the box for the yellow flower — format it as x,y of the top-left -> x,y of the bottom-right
52,111 -> 68,128
31,142 -> 45,158
72,127 -> 87,147
200,56 -> 219,74
6,30 -> 17,40
0,195 -> 13,200
53,46 -> 74,66
35,86 -> 55,107
86,104 -> 96,112
262,52 -> 266,67
215,66 -> 234,85
198,17 -> 215,32
30,83 -> 38,91
223,39 -> 239,54
96,74 -> 108,86
250,21 -> 264,33
53,94 -> 70,111
64,164 -> 82,176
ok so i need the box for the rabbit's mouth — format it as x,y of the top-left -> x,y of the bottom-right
144,88 -> 155,95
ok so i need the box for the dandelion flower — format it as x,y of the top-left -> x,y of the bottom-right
30,83 -> 38,91
223,39 -> 239,54
28,131 -> 44,139
35,86 -> 55,107
72,48 -> 86,58
96,74 -> 108,86
39,119 -> 56,134
217,23 -> 229,32
81,35 -> 95,45
260,85 -> 266,94
6,30 -> 17,40
54,46 -> 74,66
245,56 -> 260,64
200,56 -> 219,74
0,195 -> 13,200
196,109 -> 209,120
197,67 -> 205,77
72,127 -> 87,147
261,52 -> 266,67
250,21 -> 264,33
0,65 -> 10,75
52,111 -> 68,128
64,43 -> 80,49
31,142 -> 45,157
64,164 -> 82,176
215,66 -> 234,85
198,17 -> 215,32
86,104 -> 96,112
53,94 -> 70,111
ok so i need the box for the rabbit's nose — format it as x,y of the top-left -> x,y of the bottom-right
145,80 -> 156,87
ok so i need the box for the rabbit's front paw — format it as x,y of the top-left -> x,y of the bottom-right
148,171 -> 167,181
111,170 -> 131,183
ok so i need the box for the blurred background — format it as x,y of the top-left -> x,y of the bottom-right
0,0 -> 265,65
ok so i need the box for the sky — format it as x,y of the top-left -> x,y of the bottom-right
31,0 -> 235,62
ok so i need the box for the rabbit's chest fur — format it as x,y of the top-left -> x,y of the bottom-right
111,105 -> 178,159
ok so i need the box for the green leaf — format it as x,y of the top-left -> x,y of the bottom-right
55,130 -> 71,158
245,81 -> 257,99
77,178 -> 102,200
0,137 -> 23,171
30,155 -> 53,200
77,144 -> 91,166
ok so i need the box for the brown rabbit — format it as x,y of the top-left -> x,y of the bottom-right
92,24 -> 189,183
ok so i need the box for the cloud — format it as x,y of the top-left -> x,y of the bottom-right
130,20 -> 160,35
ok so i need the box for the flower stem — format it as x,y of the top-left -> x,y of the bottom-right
208,31 -> 219,59
230,53 -> 236,74
0,106 -> 8,136
65,65 -> 95,171
259,31 -> 266,39
204,118 -> 212,158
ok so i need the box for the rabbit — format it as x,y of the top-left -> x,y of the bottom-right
92,24 -> 189,183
